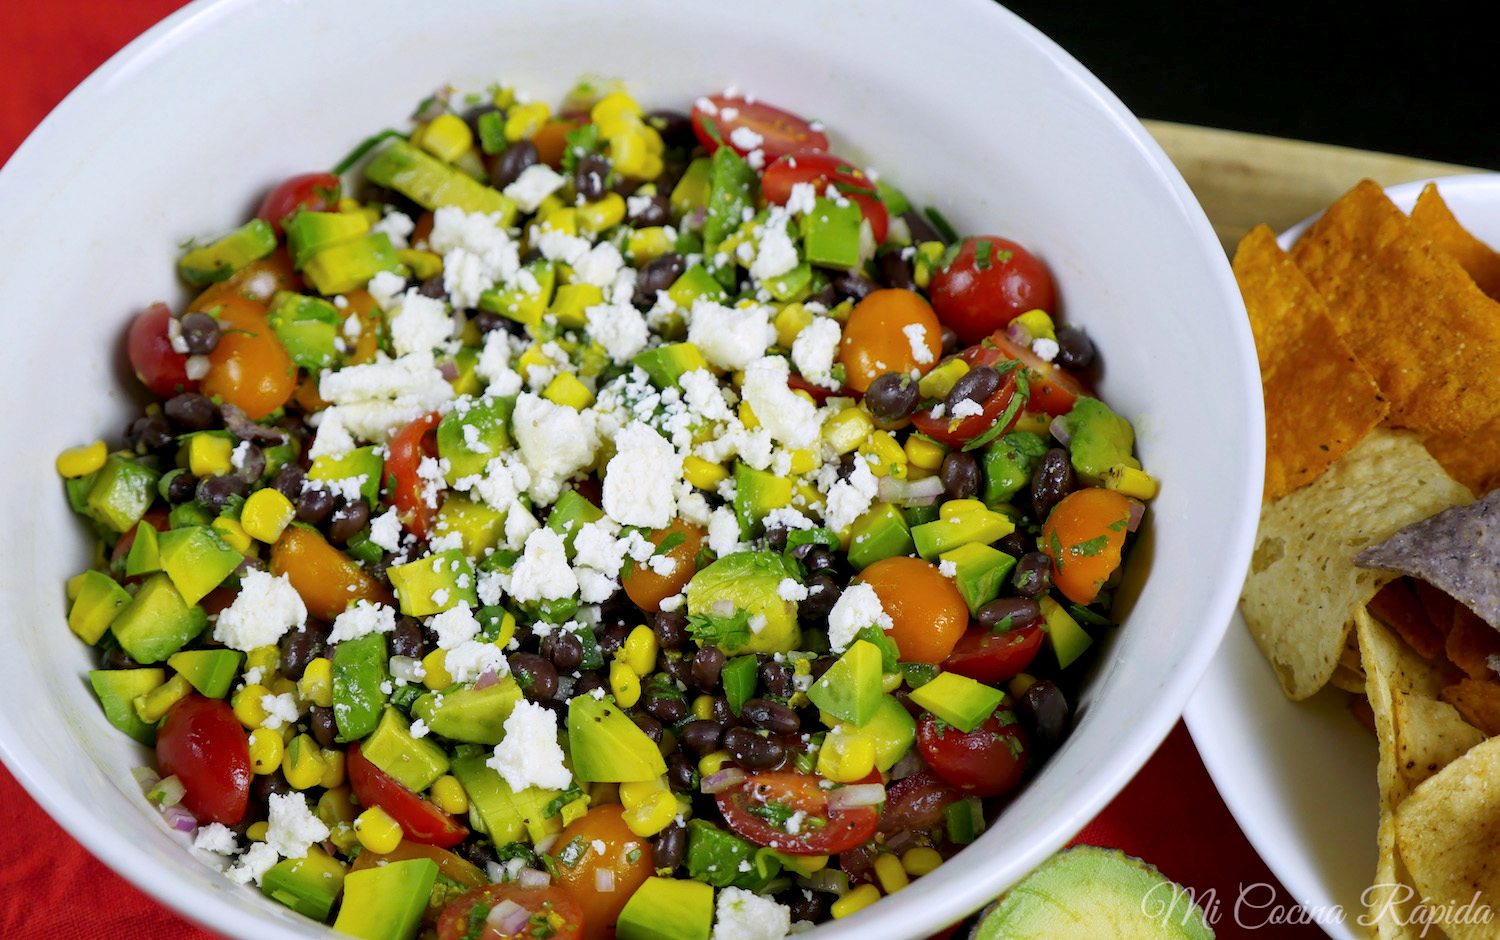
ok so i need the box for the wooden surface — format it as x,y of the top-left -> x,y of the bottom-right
1143,120 -> 1489,252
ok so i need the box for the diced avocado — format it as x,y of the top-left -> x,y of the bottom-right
908,671 -> 1004,733
974,846 -> 1214,940
157,525 -> 242,605
721,654 -> 759,717
982,431 -> 1048,505
703,145 -> 757,249
567,694 -> 668,783
807,640 -> 883,726
510,784 -> 565,843
167,648 -> 244,699
411,677 -> 523,745
389,548 -> 478,617
764,260 -> 813,302
68,570 -> 132,644
284,210 -> 370,268
478,259 -> 556,330
684,820 -> 781,890
450,751 -> 526,844
666,264 -> 729,308
632,342 -> 710,390
267,291 -> 344,370
261,845 -> 346,921
548,283 -> 604,329
939,543 -> 1018,616
617,877 -> 714,940
903,502 -> 941,527
669,156 -> 712,220
169,501 -> 214,530
331,632 -> 389,742
437,395 -> 515,482
876,181 -> 912,218
365,140 -> 518,224
684,551 -> 801,655
88,668 -> 167,745
431,496 -> 507,558
1060,398 -> 1139,486
307,445 -> 383,506
124,521 -> 162,578
1039,595 -> 1093,669
911,506 -> 1016,560
303,232 -> 400,296
332,857 -> 439,940
847,502 -> 914,570
547,489 -> 605,555
801,197 -> 864,270
65,471 -> 98,516
85,454 -> 160,534
178,219 -> 277,286
362,707 -> 450,792
731,462 -> 793,540
862,694 -> 919,771
109,574 -> 208,664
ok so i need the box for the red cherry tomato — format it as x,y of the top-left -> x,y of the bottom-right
943,625 -> 1046,685
256,172 -> 342,235
436,883 -> 585,940
717,770 -> 881,855
762,150 -> 888,244
387,411 -> 443,540
908,366 -> 1021,448
127,303 -> 197,398
929,237 -> 1056,346
916,706 -> 1029,798
963,332 -> 1089,418
787,371 -> 841,403
347,742 -> 468,847
155,695 -> 251,826
690,95 -> 828,162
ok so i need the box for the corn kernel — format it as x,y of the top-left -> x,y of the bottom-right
247,821 -> 270,843
422,649 -> 453,690
591,92 -> 643,138
504,101 -> 551,142
1101,465 -> 1159,500
232,683 -> 273,729
622,788 -> 679,837
940,498 -> 989,520
298,657 -> 334,708
329,822 -> 360,854
188,434 -> 234,477
774,304 -> 815,348
516,343 -> 557,381
904,434 -> 948,471
246,645 -> 280,675
354,806 -> 404,855
1012,411 -> 1052,435
778,853 -> 829,876
691,695 -> 715,721
241,489 -> 296,544
818,730 -> 877,783
1008,673 -> 1037,698
832,884 -> 882,919
536,206 -> 578,237
543,372 -> 595,410
682,456 -> 730,491
626,226 -> 675,265
901,846 -> 943,877
419,113 -> 474,163
698,751 -> 731,778
873,853 -> 910,893
133,673 -> 191,723
396,248 -> 443,280
619,776 -> 667,811
858,430 -> 907,479
320,747 -> 346,789
738,402 -> 760,430
1012,308 -> 1056,341
792,389 -> 817,407
578,192 -> 626,235
609,660 -> 641,708
822,406 -> 873,455
337,197 -> 363,213
785,449 -> 817,475
638,152 -> 664,181
621,625 -> 659,676
212,517 -> 253,555
318,787 -> 358,828
917,358 -> 970,400
609,131 -> 648,178
248,728 -> 284,774
430,775 -> 469,815
57,440 -> 107,478
283,733 -> 328,790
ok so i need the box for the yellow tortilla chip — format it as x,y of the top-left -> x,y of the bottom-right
1439,679 -> 1500,737
1357,607 -> 1449,811
1371,812 -> 1427,940
1291,179 -> 1500,437
1392,690 -> 1484,800
1233,224 -> 1389,500
1411,181 -> 1500,300
1243,429 -> 1472,699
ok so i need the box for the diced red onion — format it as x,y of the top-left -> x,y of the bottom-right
518,867 -> 551,888
486,899 -> 532,935
710,599 -> 737,618
595,867 -> 616,893
163,804 -> 198,833
534,835 -> 560,854
826,783 -> 886,811
701,767 -> 749,794
876,474 -> 944,506
1049,414 -> 1072,447
390,655 -> 425,683
1006,320 -> 1034,347
131,766 -> 161,792
440,360 -> 460,381
473,668 -> 500,691
689,207 -> 707,228
1126,498 -> 1145,533
148,775 -> 186,808
883,828 -> 916,853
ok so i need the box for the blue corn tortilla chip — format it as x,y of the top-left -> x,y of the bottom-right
1356,489 -> 1500,630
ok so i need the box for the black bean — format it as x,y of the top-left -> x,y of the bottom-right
632,713 -> 665,744
100,645 -> 140,671
997,531 -> 1033,558
808,282 -> 840,309
802,548 -> 837,574
692,646 -> 725,691
667,753 -> 698,792
196,473 -> 247,512
835,452 -> 859,483
833,273 -> 877,303
763,525 -> 790,554
132,414 -> 174,452
657,649 -> 693,687
634,253 -> 685,307
233,443 -> 266,484
455,838 -> 499,869
809,656 -> 837,681
1018,679 -> 1070,754
551,632 -> 584,672
798,574 -> 841,621
653,609 -> 689,650
472,311 -> 505,336
710,696 -> 737,726
679,720 -> 723,755
178,312 -> 221,355
296,488 -> 336,525
251,769 -> 292,804
785,889 -> 827,923
390,617 -> 427,660
646,109 -> 695,148
511,653 -> 559,701
940,325 -> 961,356
946,365 -> 1000,414
653,822 -> 688,872
1054,325 -> 1095,370
940,451 -> 982,500
164,393 -> 217,432
574,153 -> 611,203
166,471 -> 199,504
1030,447 -> 1075,521
722,727 -> 785,770
597,624 -> 630,658
643,690 -> 688,724
903,210 -> 945,245
759,661 -> 793,699
327,499 -> 370,545
419,274 -> 448,300
573,671 -> 605,698
308,706 -> 339,749
876,250 -> 918,292
742,699 -> 799,734
1012,552 -> 1054,598
976,597 -> 1042,632
488,139 -> 538,190
629,192 -> 670,228
864,371 -> 920,423
272,464 -> 306,501
280,624 -> 328,681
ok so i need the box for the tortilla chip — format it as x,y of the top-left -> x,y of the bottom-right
1413,579 -> 1459,639
1394,734 -> 1500,939
1440,678 -> 1500,736
1446,604 -> 1500,681
1329,665 -> 1367,694
1356,489 -> 1500,629
1291,179 -> 1500,437
1369,578 -> 1447,660
1421,415 -> 1500,497
1392,690 -> 1484,799
1358,607 -> 1448,811
1371,812 -> 1428,940
1243,428 -> 1473,699
1232,224 -> 1389,500
1410,182 -> 1500,300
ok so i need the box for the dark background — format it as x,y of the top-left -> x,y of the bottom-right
1005,1 -> 1499,170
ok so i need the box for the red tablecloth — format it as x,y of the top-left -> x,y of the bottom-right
0,4 -> 1328,939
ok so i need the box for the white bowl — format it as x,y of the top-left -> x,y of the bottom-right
1184,174 -> 1500,940
0,0 -> 1260,936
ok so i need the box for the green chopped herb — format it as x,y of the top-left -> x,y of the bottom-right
332,129 -> 407,176
925,207 -> 959,243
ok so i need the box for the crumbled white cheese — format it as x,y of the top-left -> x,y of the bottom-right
317,351 -> 454,442
258,692 -> 301,731
429,604 -> 481,649
790,316 -> 842,391
729,126 -> 764,151
509,527 -> 579,603
784,182 -> 819,217
307,408 -> 357,461
742,356 -> 822,448
475,329 -> 524,397
586,302 -> 650,365
444,639 -> 510,684
192,823 -> 240,856
264,792 -> 329,860
749,210 -> 798,282
503,164 -> 567,213
939,559 -> 959,578
410,718 -> 431,738
512,393 -> 599,506
366,270 -> 407,310
572,242 -> 626,289
827,582 -> 893,652
707,505 -> 746,558
1032,336 -> 1060,362
368,507 -> 404,553
487,700 -> 573,791
226,842 -> 279,886
388,289 -> 454,357
602,421 -> 682,528
213,570 -> 307,651
328,600 -> 397,643
687,299 -> 776,371
951,397 -> 985,418
370,210 -> 415,250
777,578 -> 809,602
821,455 -> 879,533
903,323 -> 934,365
712,887 -> 792,940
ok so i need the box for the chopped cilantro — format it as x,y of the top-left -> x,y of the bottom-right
962,366 -> 1029,452
654,531 -> 687,556
530,912 -> 557,939
1049,529 -> 1066,571
687,608 -> 755,648
925,207 -> 959,244
1069,535 -> 1109,558
463,902 -> 492,940
937,240 -> 964,271
542,785 -> 585,819
747,799 -> 798,827
495,842 -> 541,867
1106,516 -> 1129,532
556,836 -> 589,869
332,128 -> 406,176
560,123 -> 602,176
974,239 -> 993,271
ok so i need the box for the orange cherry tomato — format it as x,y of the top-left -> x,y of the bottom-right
1039,487 -> 1132,604
550,805 -> 654,940
859,556 -> 968,664
838,289 -> 944,394
621,519 -> 706,613
269,526 -> 395,621
411,210 -> 436,250
199,295 -> 297,420
436,883 -> 585,940
532,119 -> 585,170
340,288 -> 383,366
187,247 -> 301,312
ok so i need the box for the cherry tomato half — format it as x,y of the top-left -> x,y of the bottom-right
718,770 -> 881,855
964,332 -> 1088,418
268,527 -> 395,621
155,694 -> 251,826
256,172 -> 342,235
347,742 -> 468,847
127,303 -> 197,398
199,295 -> 297,420
550,806 -> 654,940
839,770 -> 965,880
908,366 -> 1021,448
437,883 -> 585,940
690,94 -> 828,162
916,707 -> 1029,798
943,624 -> 1046,685
859,556 -> 969,664
1039,487 -> 1132,604
838,289 -> 943,394
762,150 -> 888,244
929,236 -> 1056,346
387,411 -> 444,540
621,519 -> 706,613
